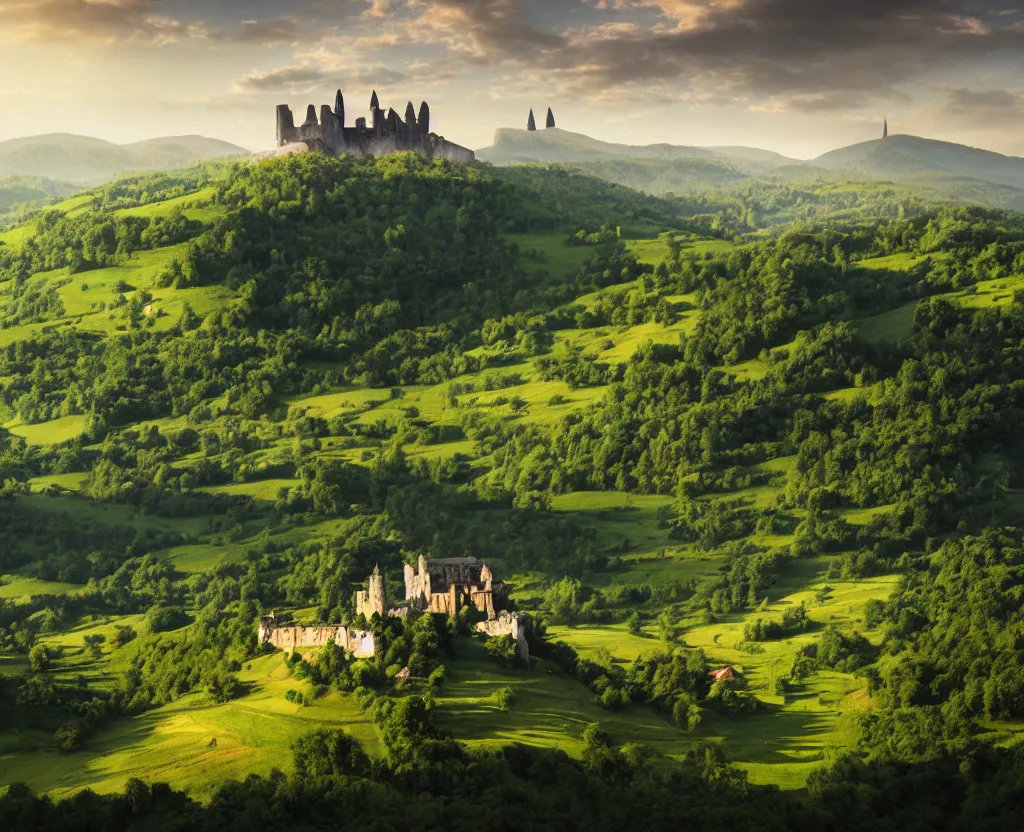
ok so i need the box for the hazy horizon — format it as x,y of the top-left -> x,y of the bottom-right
1,1 -> 1022,159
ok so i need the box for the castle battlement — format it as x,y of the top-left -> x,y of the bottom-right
276,88 -> 475,163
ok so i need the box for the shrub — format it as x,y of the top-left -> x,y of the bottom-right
494,686 -> 518,711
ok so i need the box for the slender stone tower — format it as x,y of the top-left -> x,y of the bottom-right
546,107 -> 555,129
418,101 -> 430,137
369,564 -> 387,616
527,109 -> 537,131
405,101 -> 418,143
883,118 -> 888,139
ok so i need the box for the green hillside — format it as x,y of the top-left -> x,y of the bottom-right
2,152 -> 1024,827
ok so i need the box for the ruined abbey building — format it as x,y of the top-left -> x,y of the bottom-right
261,557 -> 529,665
354,557 -> 506,621
276,89 -> 475,163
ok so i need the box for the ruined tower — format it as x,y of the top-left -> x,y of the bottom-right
303,104 -> 318,127
335,89 -> 345,124
275,104 -> 296,146
527,109 -> 537,131
405,101 -> 417,135
355,564 -> 388,620
370,90 -> 382,132
546,108 -> 555,129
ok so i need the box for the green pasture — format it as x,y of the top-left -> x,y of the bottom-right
857,253 -> 929,272
957,274 -> 1024,309
0,576 -> 82,600
546,562 -> 897,788
1,652 -> 380,802
437,638 -> 689,760
4,415 -> 87,446
114,187 -> 220,222
0,224 -> 34,250
625,237 -> 670,266
28,472 -> 89,493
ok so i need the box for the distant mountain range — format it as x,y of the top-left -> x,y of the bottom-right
0,133 -> 249,186
477,128 -> 1024,210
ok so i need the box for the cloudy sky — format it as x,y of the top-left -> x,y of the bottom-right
1,0 -> 1023,158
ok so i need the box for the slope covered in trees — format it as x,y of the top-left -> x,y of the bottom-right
1,152 -> 1024,824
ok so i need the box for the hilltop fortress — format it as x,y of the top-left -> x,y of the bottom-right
260,557 -> 529,664
275,88 -> 475,163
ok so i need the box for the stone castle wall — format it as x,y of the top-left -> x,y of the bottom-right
476,612 -> 530,665
258,619 -> 376,658
276,92 -> 475,164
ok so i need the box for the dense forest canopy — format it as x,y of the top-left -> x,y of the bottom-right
2,152 -> 1024,829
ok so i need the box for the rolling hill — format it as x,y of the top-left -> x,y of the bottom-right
0,133 -> 248,185
813,134 -> 1024,188
476,127 -> 796,170
478,127 -> 1024,209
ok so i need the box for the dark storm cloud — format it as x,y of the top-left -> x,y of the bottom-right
390,0 -> 1022,105
540,0 -> 1024,98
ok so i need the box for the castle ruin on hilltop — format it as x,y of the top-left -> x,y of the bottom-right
276,88 -> 475,163
260,557 -> 529,664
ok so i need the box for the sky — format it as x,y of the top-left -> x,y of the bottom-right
1,0 -> 1023,159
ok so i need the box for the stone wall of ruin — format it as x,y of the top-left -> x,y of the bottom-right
476,612 -> 530,664
259,623 -> 376,658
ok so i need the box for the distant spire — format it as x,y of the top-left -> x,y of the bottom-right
405,101 -> 417,128
883,118 -> 888,140
370,90 -> 380,110
527,109 -> 537,131
546,107 -> 555,129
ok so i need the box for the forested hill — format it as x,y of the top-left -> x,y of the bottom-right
2,153 -> 1024,828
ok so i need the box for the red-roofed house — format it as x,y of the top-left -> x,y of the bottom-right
709,666 -> 741,683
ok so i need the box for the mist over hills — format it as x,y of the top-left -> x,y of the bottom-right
477,127 -> 1024,209
0,133 -> 248,186
477,127 -> 797,170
